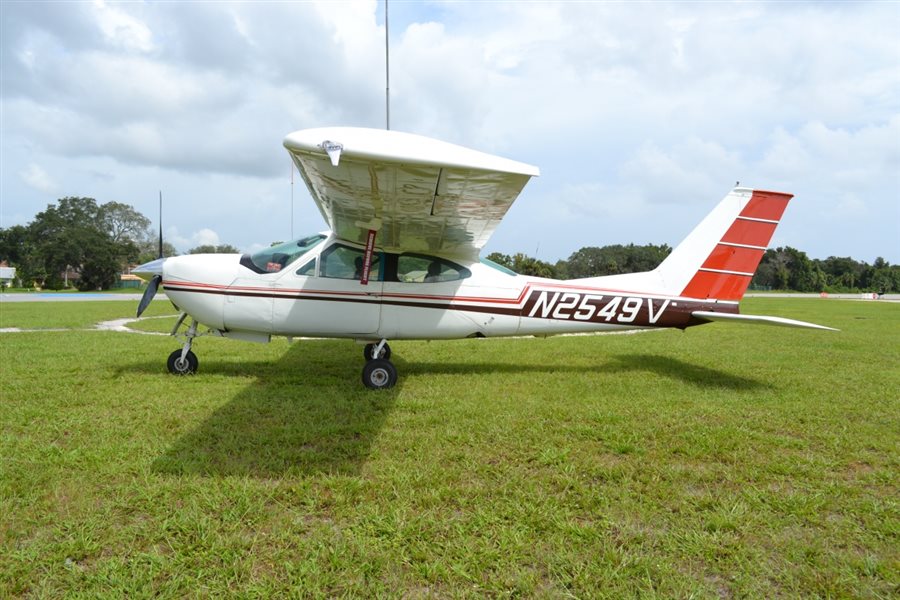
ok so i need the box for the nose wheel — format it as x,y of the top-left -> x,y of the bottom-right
167,349 -> 198,375
166,316 -> 200,375
361,340 -> 397,389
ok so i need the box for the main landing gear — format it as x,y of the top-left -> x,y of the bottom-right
362,340 -> 396,390
167,315 -> 200,375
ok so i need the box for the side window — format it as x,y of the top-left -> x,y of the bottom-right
296,258 -> 317,276
397,254 -> 470,283
320,244 -> 381,281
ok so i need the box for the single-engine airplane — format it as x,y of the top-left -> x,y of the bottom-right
133,127 -> 835,389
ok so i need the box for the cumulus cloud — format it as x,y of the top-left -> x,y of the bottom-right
1,1 -> 898,262
166,227 -> 221,253
93,0 -> 155,53
19,163 -> 58,194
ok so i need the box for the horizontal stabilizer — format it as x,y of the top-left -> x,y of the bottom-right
691,311 -> 838,331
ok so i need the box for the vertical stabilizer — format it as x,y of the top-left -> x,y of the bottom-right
653,188 -> 792,301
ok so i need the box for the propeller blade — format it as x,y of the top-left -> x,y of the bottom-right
137,274 -> 161,317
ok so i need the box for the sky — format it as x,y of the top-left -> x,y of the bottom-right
2,0 -> 898,263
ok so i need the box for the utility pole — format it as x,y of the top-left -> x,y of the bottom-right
158,191 -> 163,258
385,0 -> 390,130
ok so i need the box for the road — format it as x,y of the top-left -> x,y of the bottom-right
0,292 -> 165,302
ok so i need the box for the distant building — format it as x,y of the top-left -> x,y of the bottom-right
0,261 -> 16,288
118,272 -> 143,289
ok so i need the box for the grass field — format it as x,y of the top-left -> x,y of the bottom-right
1,298 -> 897,597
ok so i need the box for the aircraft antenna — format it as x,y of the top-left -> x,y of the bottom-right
290,159 -> 295,239
158,190 -> 163,259
385,0 -> 390,130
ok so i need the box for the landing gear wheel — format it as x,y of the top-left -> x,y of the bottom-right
167,349 -> 198,375
362,359 -> 397,390
364,342 -> 391,361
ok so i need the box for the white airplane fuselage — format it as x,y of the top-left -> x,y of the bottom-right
153,232 -> 723,346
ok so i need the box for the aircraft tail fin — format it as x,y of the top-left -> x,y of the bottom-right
653,187 -> 791,301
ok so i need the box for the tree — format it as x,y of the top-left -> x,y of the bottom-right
137,239 -> 179,264
509,253 -> 556,278
0,225 -> 29,266
188,244 -> 241,254
0,225 -> 41,286
16,197 -> 142,290
484,252 -> 513,270
563,243 -> 671,279
484,252 -> 557,277
752,247 -> 825,292
817,255 -> 866,291
99,201 -> 151,245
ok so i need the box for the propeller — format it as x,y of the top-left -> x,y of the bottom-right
135,191 -> 165,318
136,274 -> 161,317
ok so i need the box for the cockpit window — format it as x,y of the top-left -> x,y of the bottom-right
320,244 -> 381,281
244,234 -> 326,274
397,254 -> 471,283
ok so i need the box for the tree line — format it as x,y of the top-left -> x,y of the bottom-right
2,197 -> 896,293
0,197 -> 237,290
487,244 -> 900,293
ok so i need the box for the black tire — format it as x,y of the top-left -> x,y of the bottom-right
363,342 -> 392,361
362,359 -> 397,390
167,349 -> 198,375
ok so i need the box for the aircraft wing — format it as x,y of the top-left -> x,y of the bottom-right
284,127 -> 539,259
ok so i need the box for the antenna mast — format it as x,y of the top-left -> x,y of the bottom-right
290,159 -> 295,239
158,191 -> 163,259
385,0 -> 390,130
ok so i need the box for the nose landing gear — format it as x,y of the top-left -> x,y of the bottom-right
166,316 -> 200,375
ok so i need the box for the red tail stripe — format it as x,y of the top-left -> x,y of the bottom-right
680,189 -> 793,301
740,190 -> 793,221
681,271 -> 752,301
721,219 -> 778,248
701,244 -> 765,274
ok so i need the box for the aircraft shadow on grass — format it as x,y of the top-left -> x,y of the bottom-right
393,349 -> 767,391
144,344 -> 765,479
609,353 -> 769,391
147,340 -> 399,479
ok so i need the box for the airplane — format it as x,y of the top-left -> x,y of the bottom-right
133,126 -> 835,389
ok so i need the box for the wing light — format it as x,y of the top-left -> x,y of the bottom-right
321,140 -> 343,166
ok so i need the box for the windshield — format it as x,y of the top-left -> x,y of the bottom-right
246,234 -> 326,273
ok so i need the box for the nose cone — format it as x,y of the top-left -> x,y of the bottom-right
133,258 -> 165,282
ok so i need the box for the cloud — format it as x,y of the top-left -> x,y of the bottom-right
93,0 -> 155,53
19,164 -> 58,194
1,1 -> 898,263
166,226 -> 221,253
621,138 -> 743,204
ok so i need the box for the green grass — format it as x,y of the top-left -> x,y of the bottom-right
0,299 -> 173,330
1,298 -> 898,597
